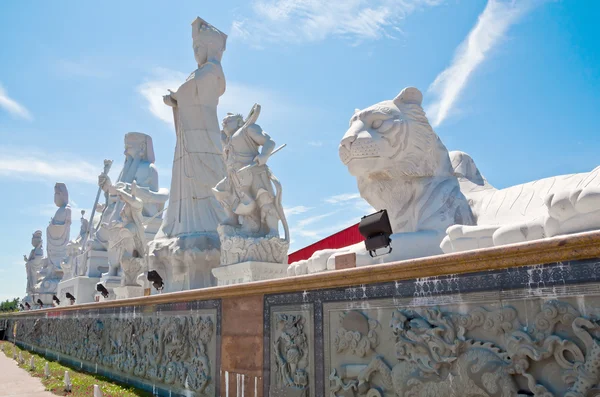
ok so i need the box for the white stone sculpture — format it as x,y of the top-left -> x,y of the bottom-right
60,210 -> 88,281
149,17 -> 228,292
213,104 -> 289,263
111,182 -> 147,299
288,86 -> 600,276
44,183 -> 71,273
288,87 -> 474,275
32,183 -> 72,305
23,230 -> 44,296
211,105 -> 290,285
84,133 -> 167,297
440,150 -> 600,252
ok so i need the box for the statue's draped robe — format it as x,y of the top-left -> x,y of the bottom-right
46,205 -> 71,268
156,61 -> 226,238
25,245 -> 43,293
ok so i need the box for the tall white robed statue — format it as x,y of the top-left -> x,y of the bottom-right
149,17 -> 228,291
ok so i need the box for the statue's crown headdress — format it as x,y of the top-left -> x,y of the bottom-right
192,17 -> 227,51
33,230 -> 42,238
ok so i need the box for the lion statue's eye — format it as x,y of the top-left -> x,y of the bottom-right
371,119 -> 383,130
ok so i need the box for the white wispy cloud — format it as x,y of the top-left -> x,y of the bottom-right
308,141 -> 323,147
0,83 -> 32,120
324,192 -> 361,204
138,68 -> 297,127
138,68 -> 187,125
0,147 -> 97,184
284,205 -> 313,216
427,0 -> 537,127
231,0 -> 443,46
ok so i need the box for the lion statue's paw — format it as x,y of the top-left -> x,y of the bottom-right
440,224 -> 499,253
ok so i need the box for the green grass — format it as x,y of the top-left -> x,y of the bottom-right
0,340 -> 153,397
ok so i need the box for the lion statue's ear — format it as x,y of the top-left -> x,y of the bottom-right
393,87 -> 423,106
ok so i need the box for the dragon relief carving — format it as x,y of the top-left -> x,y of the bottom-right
12,314 -> 215,395
273,313 -> 310,396
328,301 -> 600,397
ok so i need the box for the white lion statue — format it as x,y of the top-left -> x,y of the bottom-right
288,87 -> 600,276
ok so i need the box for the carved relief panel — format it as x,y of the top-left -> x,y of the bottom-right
12,309 -> 218,396
324,287 -> 600,397
270,304 -> 314,397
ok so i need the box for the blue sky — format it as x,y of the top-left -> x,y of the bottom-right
0,0 -> 599,301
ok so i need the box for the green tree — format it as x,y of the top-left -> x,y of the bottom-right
0,298 -> 20,312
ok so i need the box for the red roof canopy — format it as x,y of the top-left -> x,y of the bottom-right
288,223 -> 363,264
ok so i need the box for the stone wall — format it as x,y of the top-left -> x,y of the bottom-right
4,231 -> 600,397
6,300 -> 220,396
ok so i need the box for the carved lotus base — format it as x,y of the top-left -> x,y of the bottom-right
120,257 -> 144,287
211,261 -> 288,286
217,224 -> 289,266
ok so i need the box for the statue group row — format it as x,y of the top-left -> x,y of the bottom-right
22,18 -> 290,307
21,16 -> 600,307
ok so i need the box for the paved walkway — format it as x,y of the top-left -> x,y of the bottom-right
0,352 -> 54,397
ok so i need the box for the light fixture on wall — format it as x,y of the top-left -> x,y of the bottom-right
147,271 -> 164,291
19,304 -> 25,311
36,299 -> 43,308
96,283 -> 109,298
358,209 -> 393,257
65,292 -> 75,305
24,302 -> 31,310
52,295 -> 60,306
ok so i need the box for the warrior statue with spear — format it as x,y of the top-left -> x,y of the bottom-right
213,103 -> 289,243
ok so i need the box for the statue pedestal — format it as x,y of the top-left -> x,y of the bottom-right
211,261 -> 288,286
113,285 -> 144,300
56,276 -> 100,305
97,275 -> 121,301
85,250 -> 109,278
217,225 -> 289,266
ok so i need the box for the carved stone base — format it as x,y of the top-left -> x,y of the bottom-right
113,285 -> 143,300
217,224 -> 289,266
148,233 -> 221,292
56,276 -> 100,306
85,250 -> 109,278
211,261 -> 288,286
96,275 -> 121,301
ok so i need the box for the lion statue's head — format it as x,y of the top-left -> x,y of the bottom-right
339,87 -> 467,232
339,87 -> 452,179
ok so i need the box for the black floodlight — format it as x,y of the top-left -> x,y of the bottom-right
147,270 -> 164,291
96,283 -> 109,298
24,302 -> 31,310
52,295 -> 60,305
19,304 -> 25,310
36,299 -> 43,308
358,209 -> 393,257
65,292 -> 75,304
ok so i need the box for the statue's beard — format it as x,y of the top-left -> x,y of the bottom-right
119,155 -> 142,183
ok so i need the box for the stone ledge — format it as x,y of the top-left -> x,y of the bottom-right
5,230 -> 600,315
